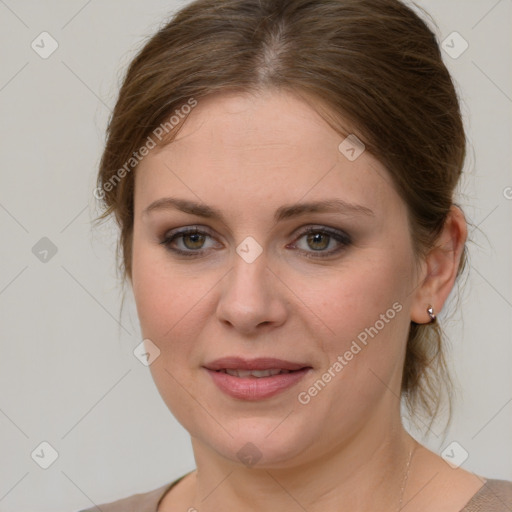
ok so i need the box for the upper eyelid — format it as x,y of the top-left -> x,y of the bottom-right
162,224 -> 348,240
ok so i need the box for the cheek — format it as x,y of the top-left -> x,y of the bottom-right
303,245 -> 413,399
131,247 -> 164,338
316,253 -> 411,338
130,235 -> 216,433
131,231 -> 215,357
131,230 -> 180,339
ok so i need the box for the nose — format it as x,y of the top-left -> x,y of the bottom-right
215,248 -> 288,335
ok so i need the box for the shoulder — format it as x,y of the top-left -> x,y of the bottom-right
461,478 -> 512,511
74,481 -> 174,512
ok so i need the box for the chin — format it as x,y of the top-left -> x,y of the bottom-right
194,418 -> 320,470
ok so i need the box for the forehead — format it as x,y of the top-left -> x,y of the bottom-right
134,89 -> 402,221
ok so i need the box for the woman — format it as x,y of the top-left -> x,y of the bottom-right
81,0 -> 512,510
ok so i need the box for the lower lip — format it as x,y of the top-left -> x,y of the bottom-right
205,368 -> 311,400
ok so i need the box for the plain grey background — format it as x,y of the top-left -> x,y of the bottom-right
0,0 -> 511,510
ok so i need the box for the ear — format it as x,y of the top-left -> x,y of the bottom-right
410,205 -> 467,324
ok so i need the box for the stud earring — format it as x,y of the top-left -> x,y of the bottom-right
427,304 -> 436,323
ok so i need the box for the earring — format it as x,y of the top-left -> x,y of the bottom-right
427,304 -> 436,323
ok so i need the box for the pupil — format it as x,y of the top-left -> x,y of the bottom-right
185,233 -> 204,249
308,232 -> 328,250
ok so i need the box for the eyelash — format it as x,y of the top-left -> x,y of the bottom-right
159,226 -> 352,259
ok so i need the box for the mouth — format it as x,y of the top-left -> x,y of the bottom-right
203,357 -> 312,400
217,368 -> 295,378
204,356 -> 309,372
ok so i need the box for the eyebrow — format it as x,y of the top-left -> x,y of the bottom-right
143,197 -> 374,223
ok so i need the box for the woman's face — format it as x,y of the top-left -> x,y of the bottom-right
131,89 -> 422,468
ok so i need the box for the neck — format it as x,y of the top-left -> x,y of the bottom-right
190,415 -> 417,512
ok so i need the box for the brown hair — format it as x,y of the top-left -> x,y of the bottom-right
96,0 -> 468,427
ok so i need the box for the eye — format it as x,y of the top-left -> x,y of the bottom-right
289,226 -> 351,258
160,226 -> 219,257
160,225 -> 351,259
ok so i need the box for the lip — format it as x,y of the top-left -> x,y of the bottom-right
203,357 -> 312,401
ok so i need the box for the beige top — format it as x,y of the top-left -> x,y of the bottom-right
77,476 -> 512,512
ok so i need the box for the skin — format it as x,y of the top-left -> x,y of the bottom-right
130,89 -> 482,511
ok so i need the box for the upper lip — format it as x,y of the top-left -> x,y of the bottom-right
204,357 -> 310,371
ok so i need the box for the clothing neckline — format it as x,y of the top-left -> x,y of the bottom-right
156,474 -> 494,511
156,471 -> 192,510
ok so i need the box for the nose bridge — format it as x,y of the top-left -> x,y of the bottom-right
227,245 -> 271,309
230,233 -> 268,290
216,240 -> 286,331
